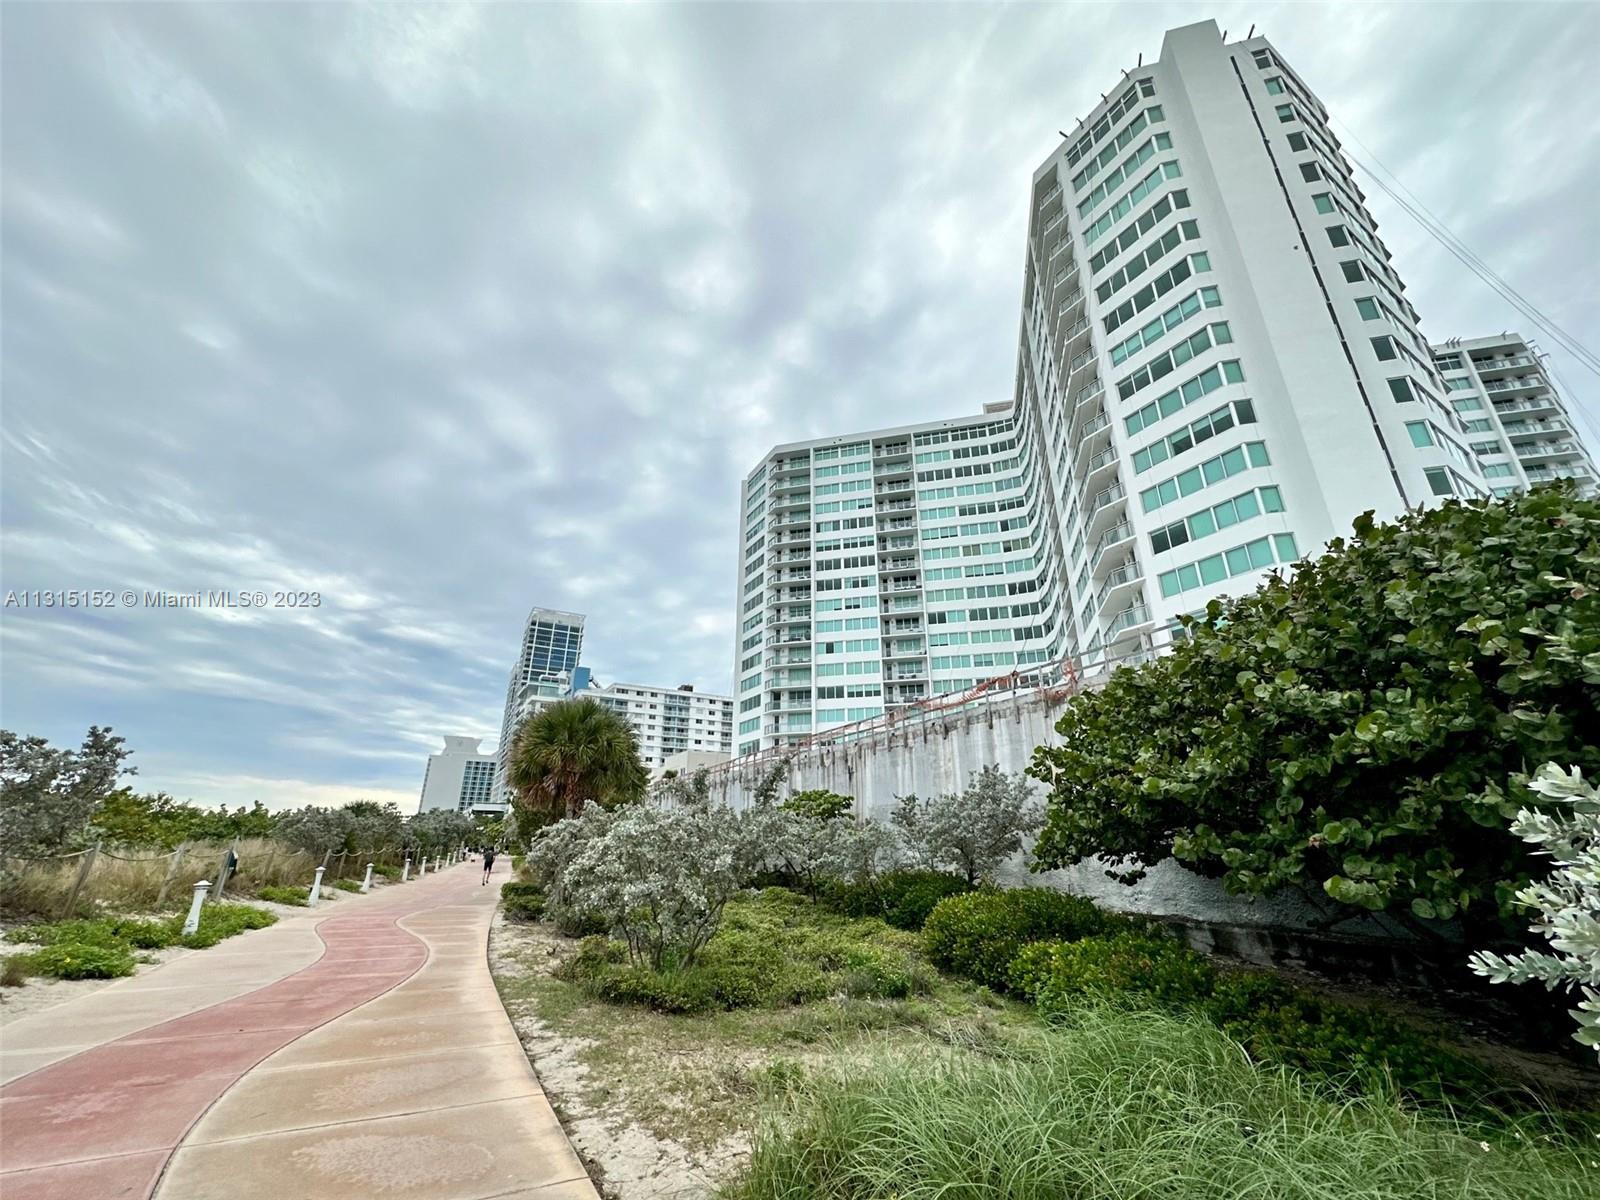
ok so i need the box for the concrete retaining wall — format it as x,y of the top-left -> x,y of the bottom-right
706,690 -> 1393,939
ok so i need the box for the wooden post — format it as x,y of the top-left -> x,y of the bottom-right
60,843 -> 100,919
155,842 -> 189,906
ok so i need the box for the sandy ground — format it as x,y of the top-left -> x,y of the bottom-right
489,914 -> 748,1200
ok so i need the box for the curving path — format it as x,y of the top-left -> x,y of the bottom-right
0,863 -> 595,1200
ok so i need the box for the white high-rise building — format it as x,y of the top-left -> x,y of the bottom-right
732,20 -> 1576,756
733,406 -> 1068,757
494,607 -> 585,803
1431,334 -> 1597,498
418,736 -> 502,815
577,680 -> 735,772
1018,19 -> 1489,661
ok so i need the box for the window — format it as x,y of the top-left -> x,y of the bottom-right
1327,225 -> 1350,248
1424,467 -> 1454,497
1252,49 -> 1272,68
1313,193 -> 1335,214
1299,162 -> 1321,182
1139,441 -> 1271,513
1340,260 -> 1364,283
1387,377 -> 1417,404
1406,421 -> 1434,448
1471,440 -> 1504,456
1265,76 -> 1285,95
1371,336 -> 1397,362
1275,104 -> 1296,123
1124,359 -> 1247,436
1355,297 -> 1381,320
1287,131 -> 1308,152
1158,533 -> 1299,599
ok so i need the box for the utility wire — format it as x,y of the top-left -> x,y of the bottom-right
1331,115 -> 1600,380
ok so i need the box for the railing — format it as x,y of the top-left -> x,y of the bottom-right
1094,560 -> 1140,611
1085,481 -> 1126,519
1105,603 -> 1152,637
1092,521 -> 1135,566
1483,376 -> 1545,393
1471,355 -> 1535,372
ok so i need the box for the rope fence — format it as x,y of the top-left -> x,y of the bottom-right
0,838 -> 474,920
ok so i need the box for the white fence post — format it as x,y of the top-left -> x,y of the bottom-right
307,866 -> 326,907
402,857 -> 411,882
361,862 -> 374,893
182,880 -> 210,936
418,857 -> 427,877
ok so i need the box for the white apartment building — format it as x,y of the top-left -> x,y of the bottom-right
1431,334 -> 1597,497
1017,19 -> 1490,665
733,21 -> 1600,756
578,680 -> 735,772
494,607 -> 585,803
418,736 -> 503,815
733,406 -> 1068,756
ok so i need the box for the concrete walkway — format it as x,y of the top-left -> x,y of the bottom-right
0,863 -> 596,1200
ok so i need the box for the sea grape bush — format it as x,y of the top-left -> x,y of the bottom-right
1028,486 -> 1600,935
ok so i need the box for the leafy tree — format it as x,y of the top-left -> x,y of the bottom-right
1028,487 -> 1600,940
653,767 -> 713,808
525,802 -> 617,907
90,790 -> 274,848
1471,764 -> 1600,1060
408,809 -> 477,854
273,805 -> 351,855
565,802 -> 745,968
0,726 -> 133,856
506,698 -> 648,822
891,767 -> 1043,884
784,789 -> 854,821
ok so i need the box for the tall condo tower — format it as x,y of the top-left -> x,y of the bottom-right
494,607 -> 585,802
1017,19 -> 1485,663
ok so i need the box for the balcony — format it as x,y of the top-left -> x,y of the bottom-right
1483,376 -> 1545,395
1078,442 -> 1120,488
1471,354 -> 1536,375
874,442 -> 911,458
1525,464 -> 1595,484
880,536 -> 916,552
1518,439 -> 1585,463
879,557 -> 919,573
1105,603 -> 1154,640
1090,521 -> 1136,575
1094,558 -> 1141,611
1492,396 -> 1559,418
1084,481 -> 1127,537
875,480 -> 914,496
1504,420 -> 1569,442
877,498 -> 915,512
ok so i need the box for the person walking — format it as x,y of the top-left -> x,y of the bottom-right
481,846 -> 497,885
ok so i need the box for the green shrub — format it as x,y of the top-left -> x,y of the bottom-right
1014,931 -> 1215,1008
1200,971 -> 1493,1105
178,903 -> 277,949
6,917 -> 134,949
256,885 -> 309,907
1,956 -> 31,986
22,940 -> 136,979
333,879 -> 361,893
372,863 -> 401,880
819,870 -> 973,931
500,881 -> 547,922
923,888 -> 1123,990
557,890 -> 933,1014
725,1009 -> 1596,1200
549,902 -> 609,938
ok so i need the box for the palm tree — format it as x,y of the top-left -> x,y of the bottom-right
506,698 -> 648,821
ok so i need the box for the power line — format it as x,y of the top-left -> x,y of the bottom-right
1331,115 -> 1600,380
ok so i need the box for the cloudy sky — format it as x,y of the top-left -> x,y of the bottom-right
3,2 -> 1596,811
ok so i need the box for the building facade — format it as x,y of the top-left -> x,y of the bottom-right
733,406 -> 1070,757
1016,18 -> 1490,667
494,607 -> 585,803
732,21 -> 1600,756
1431,334 -> 1597,497
418,736 -> 503,815
578,680 -> 735,772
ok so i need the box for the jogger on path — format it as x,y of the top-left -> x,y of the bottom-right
481,846 -> 497,885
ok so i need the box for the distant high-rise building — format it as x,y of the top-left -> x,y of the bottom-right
730,20 -> 1542,756
1431,334 -> 1597,498
494,607 -> 585,803
577,680 -> 735,772
418,736 -> 502,815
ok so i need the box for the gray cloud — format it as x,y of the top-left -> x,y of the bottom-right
4,2 -> 1596,809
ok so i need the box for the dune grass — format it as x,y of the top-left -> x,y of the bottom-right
726,1006 -> 1598,1200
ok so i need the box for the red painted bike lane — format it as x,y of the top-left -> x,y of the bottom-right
0,867 -> 478,1200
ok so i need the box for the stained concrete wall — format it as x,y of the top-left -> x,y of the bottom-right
704,691 -> 1392,939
